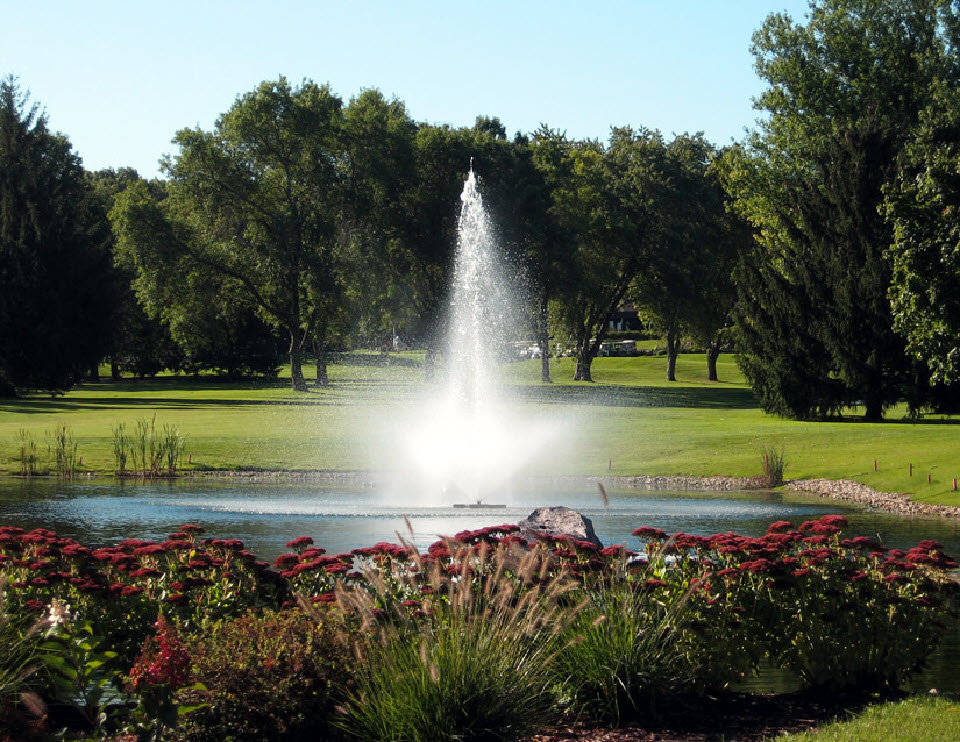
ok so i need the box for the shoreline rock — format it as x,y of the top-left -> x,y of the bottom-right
785,478 -> 960,519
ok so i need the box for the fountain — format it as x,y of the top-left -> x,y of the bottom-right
385,168 -> 566,504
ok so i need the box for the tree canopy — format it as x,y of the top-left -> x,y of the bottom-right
0,76 -> 115,396
722,0 -> 960,419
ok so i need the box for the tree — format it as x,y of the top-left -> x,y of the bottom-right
86,167 -> 184,380
722,0 -> 960,419
334,89 -> 417,364
885,81 -> 960,386
629,138 -> 748,383
112,78 -> 346,391
0,77 -> 115,395
548,128 -> 667,382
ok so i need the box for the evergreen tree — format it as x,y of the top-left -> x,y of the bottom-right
722,0 -> 960,419
0,77 -> 115,395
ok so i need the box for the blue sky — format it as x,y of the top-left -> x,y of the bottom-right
3,0 -> 811,178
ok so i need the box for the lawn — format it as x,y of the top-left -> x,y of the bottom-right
2,350 -> 960,505
776,695 -> 960,742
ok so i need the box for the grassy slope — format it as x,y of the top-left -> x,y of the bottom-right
2,351 -> 960,505
777,696 -> 960,742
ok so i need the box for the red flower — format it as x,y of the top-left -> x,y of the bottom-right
274,553 -> 300,568
766,520 -> 794,534
130,568 -> 163,578
818,515 -> 848,528
178,524 -> 205,534
286,536 -> 315,549
128,615 -> 190,692
133,545 -> 167,556
121,585 -> 144,596
739,559 -> 772,573
632,526 -> 667,539
311,592 -> 337,603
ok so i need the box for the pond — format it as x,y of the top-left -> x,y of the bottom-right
1,477 -> 958,692
4,477 -> 960,560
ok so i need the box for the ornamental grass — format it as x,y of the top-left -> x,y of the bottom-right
331,533 -> 577,741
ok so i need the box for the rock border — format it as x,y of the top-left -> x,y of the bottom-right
785,478 -> 960,519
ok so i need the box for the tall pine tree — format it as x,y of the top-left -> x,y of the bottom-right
0,77 -> 114,395
722,0 -> 960,419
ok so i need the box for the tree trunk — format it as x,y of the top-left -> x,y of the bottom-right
538,294 -> 551,384
424,345 -> 438,383
0,377 -> 16,398
666,330 -> 678,382
573,354 -> 594,382
88,363 -> 100,382
110,358 -> 122,381
706,337 -> 721,382
864,394 -> 884,422
289,328 -> 308,392
314,339 -> 329,387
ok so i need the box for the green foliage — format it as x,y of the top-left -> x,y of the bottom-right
15,429 -> 42,477
885,80 -> 960,386
761,443 -> 787,487
629,135 -> 744,382
112,423 -> 128,475
37,614 -> 125,735
48,425 -> 78,479
335,543 -> 571,741
112,77 -> 347,391
553,565 -> 691,724
723,0 -> 960,420
0,584 -> 45,731
176,610 -> 351,742
539,128 -> 669,382
0,76 -> 116,396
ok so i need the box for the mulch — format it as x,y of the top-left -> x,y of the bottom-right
522,692 -> 876,742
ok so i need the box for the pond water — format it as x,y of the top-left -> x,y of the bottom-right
1,477 -> 958,692
4,477 -> 960,560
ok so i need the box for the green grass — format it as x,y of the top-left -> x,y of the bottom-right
3,351 -> 960,505
777,695 -> 960,742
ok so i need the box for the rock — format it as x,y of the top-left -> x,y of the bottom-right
518,506 -> 603,548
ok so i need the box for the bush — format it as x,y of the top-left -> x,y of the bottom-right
174,609 -> 352,742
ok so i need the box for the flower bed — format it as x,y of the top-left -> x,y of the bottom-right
0,515 -> 956,740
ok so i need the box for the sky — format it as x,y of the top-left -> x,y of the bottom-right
3,0 -> 812,179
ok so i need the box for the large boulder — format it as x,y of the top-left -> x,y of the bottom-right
518,506 -> 603,548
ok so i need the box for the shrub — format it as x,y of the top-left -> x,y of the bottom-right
174,609 -> 352,742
